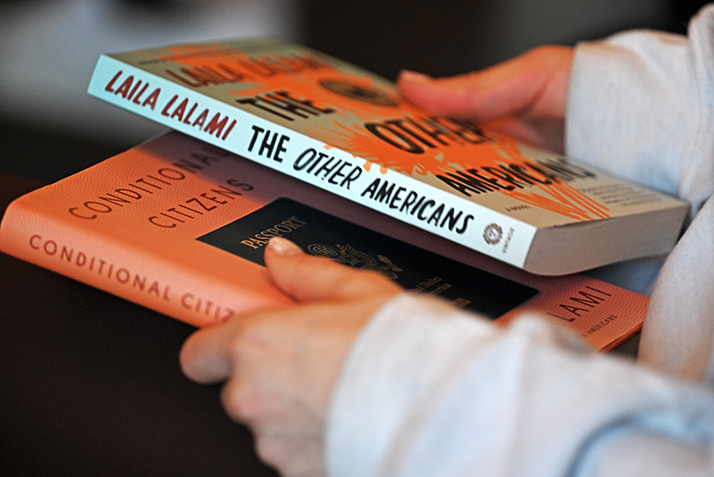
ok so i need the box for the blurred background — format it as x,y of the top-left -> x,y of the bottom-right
0,0 -> 708,183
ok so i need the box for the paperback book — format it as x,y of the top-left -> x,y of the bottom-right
0,132 -> 647,350
87,38 -> 689,275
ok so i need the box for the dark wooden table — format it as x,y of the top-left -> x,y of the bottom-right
0,172 -> 277,476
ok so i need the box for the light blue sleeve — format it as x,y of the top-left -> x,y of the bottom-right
568,5 -> 714,295
566,6 -> 714,217
324,6 -> 714,476
566,5 -> 714,375
325,294 -> 714,477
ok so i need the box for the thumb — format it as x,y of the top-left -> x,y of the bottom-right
264,237 -> 401,303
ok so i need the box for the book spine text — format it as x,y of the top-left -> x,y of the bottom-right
87,56 -> 537,268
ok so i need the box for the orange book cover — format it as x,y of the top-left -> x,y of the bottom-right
87,38 -> 688,275
0,132 -> 645,349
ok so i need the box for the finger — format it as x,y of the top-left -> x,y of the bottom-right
252,434 -> 324,477
179,321 -> 238,384
479,115 -> 567,153
398,67 -> 530,120
398,46 -> 572,121
264,237 -> 400,303
220,373 -> 260,423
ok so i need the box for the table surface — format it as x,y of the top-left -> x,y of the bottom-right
0,172 -> 277,476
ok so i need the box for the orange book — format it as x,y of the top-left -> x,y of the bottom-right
87,38 -> 688,275
0,132 -> 646,350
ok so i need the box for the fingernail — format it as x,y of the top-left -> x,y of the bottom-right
398,69 -> 432,83
267,237 -> 302,256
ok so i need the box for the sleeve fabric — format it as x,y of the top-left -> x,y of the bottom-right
567,5 -> 714,296
325,295 -> 714,476
566,6 -> 714,217
324,5 -> 714,477
566,6 -> 714,380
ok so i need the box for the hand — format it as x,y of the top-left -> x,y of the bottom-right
397,46 -> 574,153
179,237 -> 401,476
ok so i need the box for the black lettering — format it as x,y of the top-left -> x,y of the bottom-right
365,122 -> 424,154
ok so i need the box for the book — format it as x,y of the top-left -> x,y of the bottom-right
86,37 -> 689,276
0,131 -> 647,351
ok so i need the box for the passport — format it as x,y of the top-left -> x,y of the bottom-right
199,198 -> 538,319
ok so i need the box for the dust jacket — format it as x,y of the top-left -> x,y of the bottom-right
87,38 -> 689,275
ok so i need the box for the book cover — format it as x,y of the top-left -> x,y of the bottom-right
0,132 -> 646,350
87,38 -> 689,275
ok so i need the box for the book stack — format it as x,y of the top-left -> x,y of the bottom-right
0,38 -> 690,351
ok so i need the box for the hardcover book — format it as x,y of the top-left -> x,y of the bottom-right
87,38 -> 689,275
0,132 -> 647,350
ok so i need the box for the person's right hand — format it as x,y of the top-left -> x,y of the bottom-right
180,238 -> 401,476
397,46 -> 574,153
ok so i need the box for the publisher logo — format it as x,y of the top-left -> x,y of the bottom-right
483,223 -> 503,245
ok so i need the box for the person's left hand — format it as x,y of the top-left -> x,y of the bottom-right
398,46 -> 574,153
179,237 -> 402,476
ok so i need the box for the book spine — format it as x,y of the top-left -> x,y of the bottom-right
498,281 -> 644,352
0,200 -> 289,328
87,56 -> 537,269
